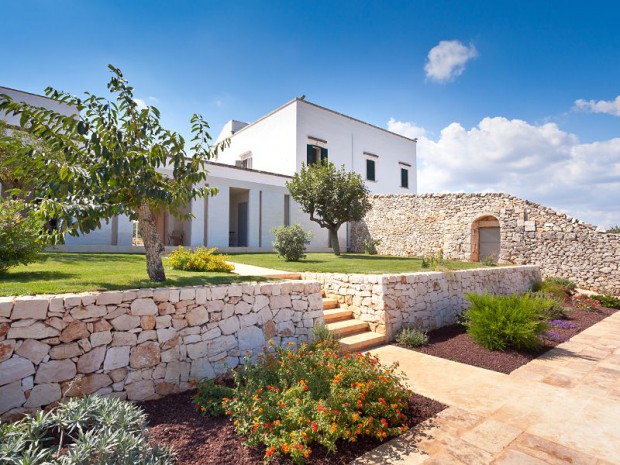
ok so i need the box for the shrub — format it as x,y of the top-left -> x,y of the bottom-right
572,294 -> 602,312
396,327 -> 429,347
167,246 -> 234,272
272,224 -> 312,262
221,340 -> 411,463
607,225 -> 620,233
481,254 -> 497,266
311,322 -> 336,344
192,379 -> 235,416
421,248 -> 446,269
362,238 -> 381,255
0,199 -> 45,273
465,292 -> 549,351
532,277 -> 576,298
531,291 -> 571,319
0,395 -> 173,464
591,294 -> 620,309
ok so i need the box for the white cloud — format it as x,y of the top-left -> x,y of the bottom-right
148,96 -> 159,103
387,117 -> 620,228
133,98 -> 148,110
424,40 -> 478,82
387,117 -> 427,139
574,95 -> 620,116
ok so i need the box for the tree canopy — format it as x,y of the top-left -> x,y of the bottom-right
0,65 -> 227,281
286,162 -> 370,255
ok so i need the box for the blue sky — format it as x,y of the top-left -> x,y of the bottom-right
2,0 -> 619,227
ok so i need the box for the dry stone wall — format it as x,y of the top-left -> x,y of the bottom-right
0,281 -> 323,419
303,265 -> 540,339
351,193 -> 620,295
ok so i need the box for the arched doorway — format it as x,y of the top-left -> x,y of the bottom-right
471,215 -> 500,263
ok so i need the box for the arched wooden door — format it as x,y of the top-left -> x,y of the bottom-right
471,216 -> 500,263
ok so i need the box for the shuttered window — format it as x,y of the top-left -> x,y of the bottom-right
306,144 -> 328,165
400,168 -> 409,188
366,159 -> 376,181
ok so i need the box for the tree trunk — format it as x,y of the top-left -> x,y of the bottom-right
137,201 -> 166,282
329,228 -> 341,255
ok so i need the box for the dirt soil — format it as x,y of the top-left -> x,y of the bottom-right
405,306 -> 617,374
140,391 -> 446,465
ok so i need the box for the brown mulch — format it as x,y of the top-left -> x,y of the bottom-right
139,391 -> 446,465
405,306 -> 618,374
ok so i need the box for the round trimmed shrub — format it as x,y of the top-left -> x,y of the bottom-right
271,224 -> 312,262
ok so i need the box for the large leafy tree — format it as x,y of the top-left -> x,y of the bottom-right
0,65 -> 226,281
286,162 -> 370,255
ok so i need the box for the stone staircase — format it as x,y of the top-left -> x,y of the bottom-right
322,295 -> 386,352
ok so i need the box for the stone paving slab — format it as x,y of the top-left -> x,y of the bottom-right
357,311 -> 620,464
227,261 -> 301,279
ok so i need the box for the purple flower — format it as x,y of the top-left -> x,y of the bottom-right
542,330 -> 568,342
549,320 -> 577,330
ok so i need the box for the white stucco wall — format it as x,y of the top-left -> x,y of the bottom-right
215,102 -> 298,176
59,163 -> 344,253
295,100 -> 417,194
0,87 -> 78,127
214,99 -> 417,194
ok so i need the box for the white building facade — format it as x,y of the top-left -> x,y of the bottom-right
1,90 -> 416,253
216,98 -> 418,194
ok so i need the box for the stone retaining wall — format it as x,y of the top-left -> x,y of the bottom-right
303,265 -> 540,339
351,193 -> 620,295
0,281 -> 323,419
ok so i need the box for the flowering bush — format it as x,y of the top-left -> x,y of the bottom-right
572,294 -> 602,312
0,199 -> 45,273
219,340 -> 411,463
167,246 -> 234,272
192,379 -> 234,416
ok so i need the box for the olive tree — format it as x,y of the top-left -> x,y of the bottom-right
0,65 -> 226,281
286,162 -> 370,255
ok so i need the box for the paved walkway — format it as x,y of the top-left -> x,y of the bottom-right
356,311 -> 620,464
227,261 -> 301,279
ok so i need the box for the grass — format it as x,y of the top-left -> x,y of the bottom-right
0,253 -> 264,296
229,252 -> 485,274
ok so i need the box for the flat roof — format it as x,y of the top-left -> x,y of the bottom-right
231,98 -> 418,143
205,161 -> 292,179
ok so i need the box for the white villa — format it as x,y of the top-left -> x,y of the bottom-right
0,88 -> 417,253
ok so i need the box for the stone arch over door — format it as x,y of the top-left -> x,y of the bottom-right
471,215 -> 500,263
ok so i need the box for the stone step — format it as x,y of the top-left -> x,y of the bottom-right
264,272 -> 302,280
325,319 -> 369,337
323,308 -> 353,323
339,331 -> 386,352
322,298 -> 339,310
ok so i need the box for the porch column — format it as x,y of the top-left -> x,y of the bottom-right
189,196 -> 206,247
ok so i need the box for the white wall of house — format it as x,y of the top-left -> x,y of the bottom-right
295,100 -> 417,194
58,162 -> 343,254
215,102 -> 298,176
215,98 -> 417,194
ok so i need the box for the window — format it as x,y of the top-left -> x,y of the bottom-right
306,144 -> 328,165
284,194 -> 291,226
235,158 -> 252,169
366,158 -> 376,181
400,167 -> 409,189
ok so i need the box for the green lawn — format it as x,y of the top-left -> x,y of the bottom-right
229,253 -> 485,274
0,253 -> 263,297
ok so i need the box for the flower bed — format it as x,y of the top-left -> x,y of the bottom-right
140,390 -> 445,465
401,304 -> 617,374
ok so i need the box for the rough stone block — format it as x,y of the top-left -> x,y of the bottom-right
11,298 -> 48,320
129,342 -> 160,369
35,360 -> 76,384
24,383 -> 61,407
0,381 -> 26,415
130,299 -> 158,316
103,346 -> 130,371
0,356 -> 35,386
